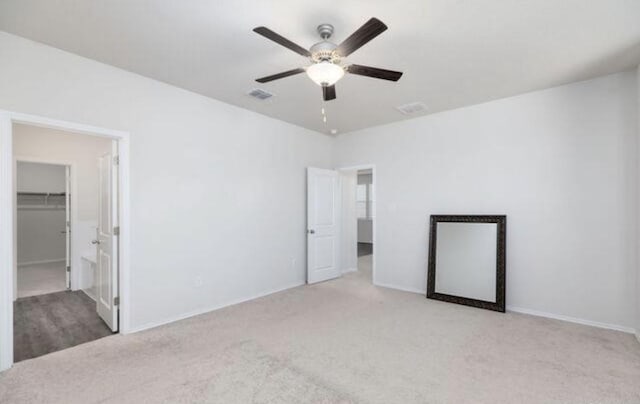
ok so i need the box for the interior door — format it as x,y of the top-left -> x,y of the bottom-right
64,166 -> 71,289
95,142 -> 119,332
307,167 -> 341,284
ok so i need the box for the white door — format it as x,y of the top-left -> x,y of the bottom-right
64,166 -> 71,289
307,167 -> 341,284
95,142 -> 119,331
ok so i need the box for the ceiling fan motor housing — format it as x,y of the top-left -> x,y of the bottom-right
310,24 -> 341,63
310,40 -> 340,63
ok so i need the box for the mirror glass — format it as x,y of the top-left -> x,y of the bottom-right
434,222 -> 497,302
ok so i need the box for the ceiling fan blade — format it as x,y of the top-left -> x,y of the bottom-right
346,64 -> 403,81
323,85 -> 336,101
256,68 -> 305,83
337,18 -> 388,57
253,26 -> 311,57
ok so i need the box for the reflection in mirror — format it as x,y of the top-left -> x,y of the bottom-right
434,222 -> 497,302
427,215 -> 506,312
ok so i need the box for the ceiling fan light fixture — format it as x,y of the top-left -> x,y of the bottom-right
253,18 -> 402,101
306,62 -> 344,87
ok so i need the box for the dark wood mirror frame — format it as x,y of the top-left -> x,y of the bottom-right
426,215 -> 506,312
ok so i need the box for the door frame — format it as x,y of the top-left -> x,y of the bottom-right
0,110 -> 131,371
13,157 -> 75,296
337,164 -> 377,285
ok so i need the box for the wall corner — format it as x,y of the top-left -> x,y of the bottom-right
636,64 -> 640,340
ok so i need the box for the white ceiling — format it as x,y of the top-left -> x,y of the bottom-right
1,1 -> 639,135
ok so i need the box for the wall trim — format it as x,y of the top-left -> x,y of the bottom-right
17,258 -> 65,267
375,281 -> 426,295
342,267 -> 358,274
80,288 -> 96,302
128,281 -> 306,334
372,282 -> 635,334
507,305 -> 635,334
0,112 -> 13,371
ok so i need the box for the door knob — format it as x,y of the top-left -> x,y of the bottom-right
308,229 -> 315,234
91,239 -> 101,245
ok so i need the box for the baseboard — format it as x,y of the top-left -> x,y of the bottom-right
17,258 -> 65,267
126,278 -> 636,337
636,331 -> 640,344
80,288 -> 96,302
342,267 -> 357,274
374,281 -> 426,295
128,281 -> 306,334
507,306 -> 635,334
370,283 -> 635,334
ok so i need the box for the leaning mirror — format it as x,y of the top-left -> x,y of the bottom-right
427,215 -> 506,312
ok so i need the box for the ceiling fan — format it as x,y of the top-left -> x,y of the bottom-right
253,18 -> 403,101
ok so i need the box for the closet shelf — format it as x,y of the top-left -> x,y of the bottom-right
17,192 -> 67,210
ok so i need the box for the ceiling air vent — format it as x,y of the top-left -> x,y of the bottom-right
247,88 -> 274,100
396,102 -> 428,115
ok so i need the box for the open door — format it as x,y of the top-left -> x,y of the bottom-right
307,167 -> 341,284
95,141 -> 119,332
64,166 -> 71,289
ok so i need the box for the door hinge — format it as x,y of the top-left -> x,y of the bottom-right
113,155 -> 119,165
114,296 -> 120,306
113,226 -> 120,236
66,266 -> 70,273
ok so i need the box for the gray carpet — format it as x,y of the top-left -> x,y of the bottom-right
1,263 -> 640,403
13,290 -> 114,362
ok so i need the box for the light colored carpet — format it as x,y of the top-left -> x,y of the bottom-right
17,261 -> 66,298
1,257 -> 639,403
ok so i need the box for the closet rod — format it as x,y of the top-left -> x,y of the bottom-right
17,192 -> 66,196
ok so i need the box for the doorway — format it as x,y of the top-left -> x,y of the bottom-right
355,169 -> 374,281
12,125 -> 118,362
15,161 -> 70,298
337,165 -> 376,284
0,111 -> 131,371
306,165 -> 377,284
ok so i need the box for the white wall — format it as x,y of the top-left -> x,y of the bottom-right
358,173 -> 372,185
357,219 -> 373,243
17,161 -> 65,193
0,31 -> 333,330
335,71 -> 638,331
16,162 -> 66,264
16,209 -> 66,264
1,29 -> 636,335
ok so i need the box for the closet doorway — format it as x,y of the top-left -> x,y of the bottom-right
16,160 -> 70,298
